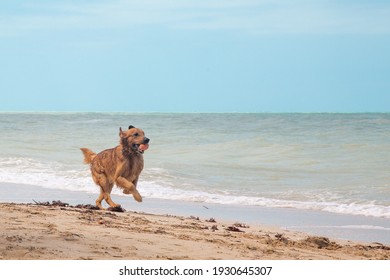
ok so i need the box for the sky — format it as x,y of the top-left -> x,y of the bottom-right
1,0 -> 389,113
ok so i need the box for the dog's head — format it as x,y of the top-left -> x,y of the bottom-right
119,125 -> 150,155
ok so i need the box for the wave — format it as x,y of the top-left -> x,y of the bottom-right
139,183 -> 390,219
1,157 -> 389,219
288,225 -> 390,232
0,157 -> 95,194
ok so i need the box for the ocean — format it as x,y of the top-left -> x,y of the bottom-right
1,112 -> 389,220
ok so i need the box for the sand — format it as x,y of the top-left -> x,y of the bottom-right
0,202 -> 389,260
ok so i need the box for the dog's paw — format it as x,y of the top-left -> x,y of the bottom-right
107,206 -> 125,212
133,192 -> 143,202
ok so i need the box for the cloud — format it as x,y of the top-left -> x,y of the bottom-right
1,0 -> 390,36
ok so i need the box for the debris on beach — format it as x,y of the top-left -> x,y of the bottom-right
74,204 -> 100,210
224,222 -> 249,233
233,222 -> 249,228
51,200 -> 69,207
33,200 -> 69,207
369,243 -> 390,250
32,200 -> 51,206
32,200 -> 114,211
206,218 -> 216,223
226,226 -> 244,232
301,236 -> 341,249
107,206 -> 125,212
211,225 -> 219,231
275,233 -> 283,239
275,233 -> 289,244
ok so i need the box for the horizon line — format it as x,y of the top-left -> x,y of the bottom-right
0,110 -> 389,114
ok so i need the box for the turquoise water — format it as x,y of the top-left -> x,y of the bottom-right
0,112 -> 389,219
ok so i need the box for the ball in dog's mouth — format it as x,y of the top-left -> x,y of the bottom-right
138,144 -> 149,152
132,143 -> 149,153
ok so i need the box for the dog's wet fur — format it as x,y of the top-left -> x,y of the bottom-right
80,125 -> 150,210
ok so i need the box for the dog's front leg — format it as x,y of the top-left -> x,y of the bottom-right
116,176 -> 142,202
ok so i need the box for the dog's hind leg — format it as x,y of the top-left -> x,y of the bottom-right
116,176 -> 142,202
96,188 -> 121,209
94,174 -> 120,209
104,192 -> 121,209
96,188 -> 105,210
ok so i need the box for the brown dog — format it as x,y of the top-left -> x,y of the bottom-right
80,125 -> 150,210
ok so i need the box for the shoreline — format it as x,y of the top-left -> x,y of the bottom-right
1,182 -> 390,246
1,181 -> 390,260
1,201 -> 390,260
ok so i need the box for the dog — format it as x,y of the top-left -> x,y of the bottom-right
80,125 -> 150,210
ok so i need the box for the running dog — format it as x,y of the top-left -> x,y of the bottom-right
80,125 -> 150,210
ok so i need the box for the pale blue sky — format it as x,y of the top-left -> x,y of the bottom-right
1,0 -> 389,112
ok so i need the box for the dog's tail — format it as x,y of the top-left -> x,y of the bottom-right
80,148 -> 96,164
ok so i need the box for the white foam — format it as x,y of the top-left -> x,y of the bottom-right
1,156 -> 390,219
0,157 -> 98,194
339,225 -> 390,231
128,182 -> 390,219
290,225 -> 390,231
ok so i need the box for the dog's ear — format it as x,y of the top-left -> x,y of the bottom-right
119,127 -> 124,137
128,125 -> 135,129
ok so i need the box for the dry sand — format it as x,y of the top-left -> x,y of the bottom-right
0,202 -> 389,260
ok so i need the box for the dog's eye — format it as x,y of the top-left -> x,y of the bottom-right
133,133 -> 139,137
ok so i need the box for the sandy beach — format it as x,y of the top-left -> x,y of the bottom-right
1,202 -> 389,260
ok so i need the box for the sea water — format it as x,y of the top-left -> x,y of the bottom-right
0,112 -> 389,220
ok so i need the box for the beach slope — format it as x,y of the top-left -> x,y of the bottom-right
0,203 -> 389,260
